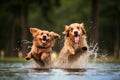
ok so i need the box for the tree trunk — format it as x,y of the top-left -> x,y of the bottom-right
21,0 -> 29,56
91,0 -> 99,45
10,16 -> 16,57
114,1 -> 120,59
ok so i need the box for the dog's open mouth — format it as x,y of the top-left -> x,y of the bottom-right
74,36 -> 80,43
42,39 -> 47,43
41,36 -> 48,44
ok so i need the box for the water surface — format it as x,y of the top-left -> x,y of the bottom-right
0,62 -> 120,80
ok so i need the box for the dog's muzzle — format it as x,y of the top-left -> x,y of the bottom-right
43,35 -> 47,40
74,31 -> 80,43
42,35 -> 47,43
74,31 -> 78,37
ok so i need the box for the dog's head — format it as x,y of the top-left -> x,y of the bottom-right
63,23 -> 86,43
30,28 -> 60,48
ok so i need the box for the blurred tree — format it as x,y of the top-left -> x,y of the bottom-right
21,0 -> 29,55
91,0 -> 99,45
0,0 -> 61,57
38,0 -> 60,23
114,0 -> 120,59
21,0 -> 61,55
9,5 -> 20,57
0,0 -> 21,56
99,0 -> 120,57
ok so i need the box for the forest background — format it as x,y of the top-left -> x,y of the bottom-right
0,0 -> 119,59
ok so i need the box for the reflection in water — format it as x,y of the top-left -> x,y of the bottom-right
62,68 -> 86,76
0,62 -> 120,80
62,68 -> 86,72
32,68 -> 51,72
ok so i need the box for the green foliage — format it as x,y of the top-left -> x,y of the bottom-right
99,0 -> 120,54
0,0 -> 119,56
0,57 -> 27,62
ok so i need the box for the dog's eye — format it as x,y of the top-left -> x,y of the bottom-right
47,33 -> 49,36
77,27 -> 79,29
41,32 -> 43,35
71,28 -> 73,31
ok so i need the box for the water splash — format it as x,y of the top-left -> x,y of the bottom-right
88,43 -> 99,61
70,43 -> 99,68
21,40 -> 32,48
21,40 -> 32,46
14,40 -> 32,51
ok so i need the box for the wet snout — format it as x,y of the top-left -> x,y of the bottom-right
74,31 -> 79,37
43,35 -> 47,40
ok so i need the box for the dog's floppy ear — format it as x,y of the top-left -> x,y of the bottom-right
80,23 -> 86,34
63,25 -> 70,37
50,32 -> 60,38
30,28 -> 40,37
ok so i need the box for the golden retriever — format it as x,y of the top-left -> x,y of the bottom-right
25,28 -> 60,67
57,23 -> 89,68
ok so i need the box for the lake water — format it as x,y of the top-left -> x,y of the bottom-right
0,62 -> 120,80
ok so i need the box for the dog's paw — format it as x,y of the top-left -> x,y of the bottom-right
25,57 -> 31,60
82,47 -> 87,51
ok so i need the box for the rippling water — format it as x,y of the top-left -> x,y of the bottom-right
0,62 -> 120,80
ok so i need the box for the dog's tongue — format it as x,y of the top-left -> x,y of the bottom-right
74,36 -> 80,43
42,40 -> 46,43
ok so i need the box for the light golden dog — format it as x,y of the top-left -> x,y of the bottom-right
57,23 -> 88,68
25,28 -> 60,67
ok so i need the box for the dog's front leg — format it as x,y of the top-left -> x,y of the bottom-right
80,36 -> 88,51
41,52 -> 48,61
25,52 -> 32,60
57,48 -> 69,67
68,46 -> 75,55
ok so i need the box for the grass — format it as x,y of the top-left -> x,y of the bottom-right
0,57 -> 29,62
0,56 -> 120,63
89,56 -> 120,63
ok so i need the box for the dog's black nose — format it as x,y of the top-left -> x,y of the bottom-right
74,31 -> 78,37
43,35 -> 46,40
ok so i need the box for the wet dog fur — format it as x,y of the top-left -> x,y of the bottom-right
25,28 -> 60,67
57,23 -> 88,68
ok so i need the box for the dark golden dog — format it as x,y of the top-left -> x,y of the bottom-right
25,28 -> 60,67
57,23 -> 88,68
